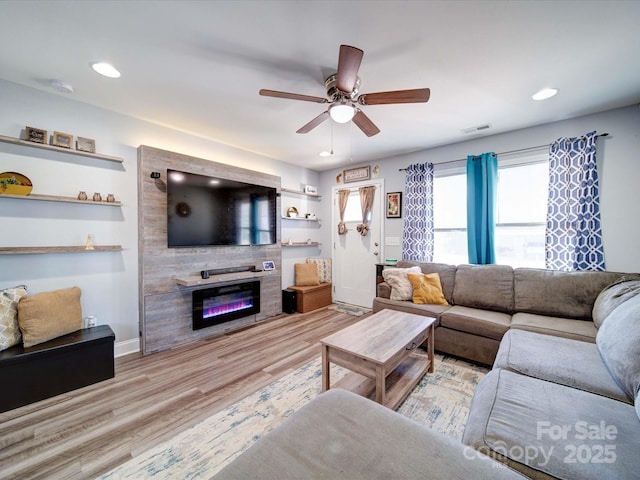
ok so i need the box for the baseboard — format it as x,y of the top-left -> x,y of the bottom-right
115,338 -> 140,358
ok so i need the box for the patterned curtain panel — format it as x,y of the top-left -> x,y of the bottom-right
402,162 -> 434,262
467,152 -> 498,265
545,131 -> 605,271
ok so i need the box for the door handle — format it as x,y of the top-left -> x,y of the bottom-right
373,251 -> 379,256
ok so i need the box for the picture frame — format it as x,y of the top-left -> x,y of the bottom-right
25,126 -> 47,144
76,136 -> 96,153
52,131 -> 73,149
386,192 -> 402,218
343,165 -> 371,183
262,260 -> 275,271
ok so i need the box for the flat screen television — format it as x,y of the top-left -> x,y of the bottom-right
167,169 -> 277,247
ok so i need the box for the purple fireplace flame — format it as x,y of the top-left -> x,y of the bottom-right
193,281 -> 260,330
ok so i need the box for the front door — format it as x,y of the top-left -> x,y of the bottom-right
332,180 -> 384,308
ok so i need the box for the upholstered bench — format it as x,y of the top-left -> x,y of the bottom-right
0,325 -> 115,412
287,283 -> 332,313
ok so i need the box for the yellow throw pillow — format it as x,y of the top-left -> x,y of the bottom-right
408,273 -> 449,306
18,286 -> 83,348
295,263 -> 320,286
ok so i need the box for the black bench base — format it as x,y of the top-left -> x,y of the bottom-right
0,325 -> 115,413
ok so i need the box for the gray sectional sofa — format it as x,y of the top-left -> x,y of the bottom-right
373,261 -> 636,365
216,261 -> 640,479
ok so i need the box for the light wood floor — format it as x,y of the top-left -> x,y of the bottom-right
0,307 -> 367,480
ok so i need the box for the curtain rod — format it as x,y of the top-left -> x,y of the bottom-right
398,133 -> 609,171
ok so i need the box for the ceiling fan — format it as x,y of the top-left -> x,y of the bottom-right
259,45 -> 430,137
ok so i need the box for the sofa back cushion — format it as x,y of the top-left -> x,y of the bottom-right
514,268 -> 621,320
592,279 -> 640,328
452,264 -> 514,313
397,261 -> 456,304
596,295 -> 640,407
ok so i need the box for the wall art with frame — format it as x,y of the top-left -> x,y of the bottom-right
386,192 -> 402,218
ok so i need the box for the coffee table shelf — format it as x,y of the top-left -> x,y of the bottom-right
320,309 -> 435,410
332,350 -> 430,410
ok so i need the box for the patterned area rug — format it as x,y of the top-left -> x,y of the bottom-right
98,354 -> 487,480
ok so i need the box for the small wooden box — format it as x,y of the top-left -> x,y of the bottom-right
287,283 -> 332,313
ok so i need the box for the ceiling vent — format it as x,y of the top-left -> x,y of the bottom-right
462,124 -> 492,134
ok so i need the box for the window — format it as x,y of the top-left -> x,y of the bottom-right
433,155 -> 548,268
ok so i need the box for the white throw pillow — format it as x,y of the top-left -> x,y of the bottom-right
382,266 -> 422,301
0,285 -> 27,351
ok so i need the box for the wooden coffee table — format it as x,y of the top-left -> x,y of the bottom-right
320,309 -> 435,409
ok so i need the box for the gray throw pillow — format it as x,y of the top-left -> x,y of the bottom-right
596,295 -> 640,402
593,279 -> 640,328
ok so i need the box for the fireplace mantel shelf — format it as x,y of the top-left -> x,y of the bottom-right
175,269 -> 276,287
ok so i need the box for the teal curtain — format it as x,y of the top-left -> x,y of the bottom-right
467,152 -> 498,264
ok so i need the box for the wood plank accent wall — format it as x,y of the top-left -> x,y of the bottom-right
138,145 -> 282,354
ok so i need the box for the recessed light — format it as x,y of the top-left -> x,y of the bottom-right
90,62 -> 121,78
532,88 -> 558,101
49,79 -> 73,93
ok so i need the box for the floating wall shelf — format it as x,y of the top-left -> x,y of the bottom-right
0,135 -> 124,164
0,246 -> 123,255
281,187 -> 321,199
0,193 -> 122,206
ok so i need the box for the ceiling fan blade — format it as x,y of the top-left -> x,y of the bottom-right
259,89 -> 328,104
352,110 -> 380,137
336,45 -> 364,93
296,111 -> 330,134
359,88 -> 431,105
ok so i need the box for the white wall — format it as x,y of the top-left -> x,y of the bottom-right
0,79 -> 319,355
318,104 -> 640,273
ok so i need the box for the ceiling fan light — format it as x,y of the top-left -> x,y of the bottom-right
329,103 -> 355,123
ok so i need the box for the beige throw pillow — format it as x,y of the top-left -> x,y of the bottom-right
307,258 -> 332,283
295,263 -> 320,286
18,286 -> 83,348
382,266 -> 421,301
0,285 -> 27,351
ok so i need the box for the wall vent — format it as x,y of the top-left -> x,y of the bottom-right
462,124 -> 492,134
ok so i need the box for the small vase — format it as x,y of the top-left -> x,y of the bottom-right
106,193 -> 115,203
93,192 -> 102,202
77,191 -> 87,201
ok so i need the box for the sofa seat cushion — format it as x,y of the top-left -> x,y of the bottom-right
510,312 -> 597,343
440,306 -> 510,341
372,297 -> 446,325
214,389 -> 528,480
463,369 -> 640,480
453,264 -> 514,313
494,330 -> 630,403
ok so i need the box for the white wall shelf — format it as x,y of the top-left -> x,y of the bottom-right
281,215 -> 320,222
0,134 -> 124,164
281,187 -> 321,199
0,192 -> 122,206
282,242 -> 321,248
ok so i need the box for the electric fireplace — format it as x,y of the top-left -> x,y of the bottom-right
192,281 -> 260,331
